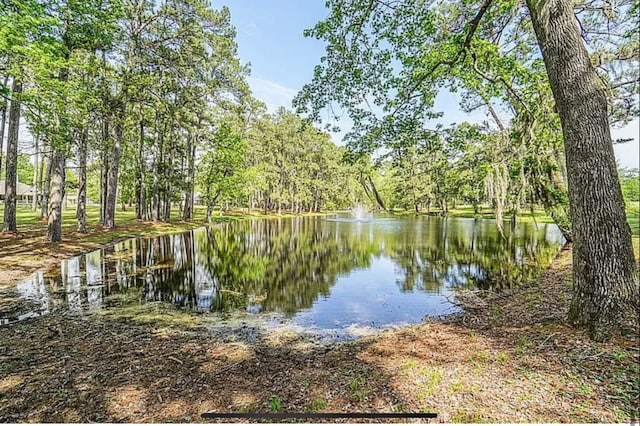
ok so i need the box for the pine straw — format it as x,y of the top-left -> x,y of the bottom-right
0,247 -> 638,423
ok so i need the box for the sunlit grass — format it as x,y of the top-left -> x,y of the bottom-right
626,207 -> 639,236
392,204 -> 555,223
0,204 -> 330,244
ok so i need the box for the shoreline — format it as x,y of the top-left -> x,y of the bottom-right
0,206 -> 563,288
0,245 -> 637,422
0,209 -> 332,287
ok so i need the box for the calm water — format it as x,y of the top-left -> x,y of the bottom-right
6,215 -> 565,334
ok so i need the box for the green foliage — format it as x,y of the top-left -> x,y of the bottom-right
267,395 -> 282,412
295,0 -> 637,239
16,155 -> 34,184
197,123 -> 246,209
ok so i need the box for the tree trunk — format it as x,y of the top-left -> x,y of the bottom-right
41,148 -> 52,219
99,119 -> 110,226
99,154 -> 107,225
37,139 -> 46,211
151,111 -> 161,221
163,121 -> 174,222
527,0 -> 639,340
136,104 -> 147,220
2,78 -> 22,233
367,175 -> 387,211
32,133 -> 39,211
0,75 -> 9,178
76,127 -> 88,233
47,149 -> 65,242
182,131 -> 195,221
439,198 -> 447,217
104,114 -> 123,229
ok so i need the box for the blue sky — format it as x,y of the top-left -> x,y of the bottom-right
217,0 -> 639,168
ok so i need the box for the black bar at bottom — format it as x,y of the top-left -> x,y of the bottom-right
202,412 -> 437,420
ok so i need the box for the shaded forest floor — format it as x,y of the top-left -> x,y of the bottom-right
1,206 -> 639,422
1,243 -> 639,422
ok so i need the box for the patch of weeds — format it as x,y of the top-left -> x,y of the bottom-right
0,362 -> 15,373
353,389 -> 372,402
525,292 -> 540,310
401,360 -> 419,371
348,374 -> 372,402
469,351 -> 488,364
575,381 -> 593,397
305,397 -> 328,411
299,380 -> 311,390
610,405 -> 629,422
516,335 -> 533,355
267,395 -> 282,412
489,306 -> 503,324
516,392 -> 534,403
239,402 -> 258,413
570,400 -> 592,420
496,351 -> 509,364
348,374 -> 368,391
609,363 -> 640,419
416,367 -> 442,400
612,350 -> 628,361
450,409 -> 483,423
391,403 -> 409,413
447,379 -> 465,396
100,301 -> 199,328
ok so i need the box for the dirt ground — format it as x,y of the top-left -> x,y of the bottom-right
1,242 -> 638,423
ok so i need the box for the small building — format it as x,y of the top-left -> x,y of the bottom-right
0,180 -> 36,204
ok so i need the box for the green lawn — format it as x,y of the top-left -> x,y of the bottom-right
626,204 -> 639,236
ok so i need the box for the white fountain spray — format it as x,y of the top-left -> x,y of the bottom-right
351,204 -> 367,221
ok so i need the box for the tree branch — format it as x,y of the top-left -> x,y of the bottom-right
391,0 -> 495,116
470,51 -> 533,117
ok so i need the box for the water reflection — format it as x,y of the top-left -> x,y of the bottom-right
7,216 -> 565,330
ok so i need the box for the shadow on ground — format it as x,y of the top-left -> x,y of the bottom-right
0,248 -> 638,423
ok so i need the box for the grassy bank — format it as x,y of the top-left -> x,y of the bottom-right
392,204 -> 639,235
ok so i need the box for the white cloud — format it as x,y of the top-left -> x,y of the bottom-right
247,77 -> 298,112
244,22 -> 258,37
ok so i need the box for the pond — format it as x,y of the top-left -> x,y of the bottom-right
5,215 -> 565,337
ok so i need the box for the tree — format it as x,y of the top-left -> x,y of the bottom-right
0,0 -> 52,233
295,0 -> 639,340
1,78 -> 21,233
527,0 -> 638,339
197,123 -> 245,222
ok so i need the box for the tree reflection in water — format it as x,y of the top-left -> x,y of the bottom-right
13,216 -> 565,328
